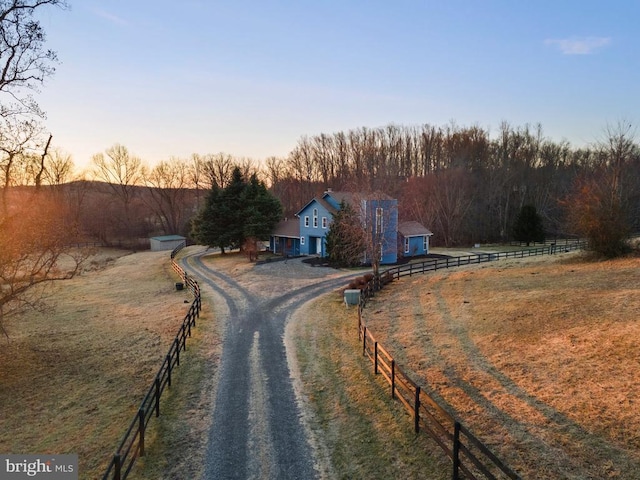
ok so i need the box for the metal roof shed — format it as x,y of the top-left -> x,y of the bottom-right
149,235 -> 186,252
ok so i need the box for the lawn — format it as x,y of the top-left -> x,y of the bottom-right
0,248 -> 213,479
357,251 -> 640,479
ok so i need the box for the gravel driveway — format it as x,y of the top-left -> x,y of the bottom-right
180,251 -> 359,479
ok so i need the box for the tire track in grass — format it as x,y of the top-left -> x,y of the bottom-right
426,276 -> 638,479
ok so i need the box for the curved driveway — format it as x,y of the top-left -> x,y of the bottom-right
179,250 -> 358,480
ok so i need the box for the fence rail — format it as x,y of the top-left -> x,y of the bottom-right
360,240 -> 587,307
101,242 -> 201,480
354,242 -> 587,478
359,300 -> 520,479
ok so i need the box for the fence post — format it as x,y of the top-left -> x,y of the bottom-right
175,338 -> 180,366
166,354 -> 172,387
188,313 -> 192,337
414,386 -> 421,433
138,408 -> 146,457
114,453 -> 121,480
155,377 -> 161,417
391,360 -> 395,399
374,342 -> 378,374
452,421 -> 461,480
362,326 -> 367,356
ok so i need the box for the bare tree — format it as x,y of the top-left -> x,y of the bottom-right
0,191 -> 84,336
0,0 -> 69,117
42,147 -> 74,186
91,144 -> 144,235
144,157 -> 193,234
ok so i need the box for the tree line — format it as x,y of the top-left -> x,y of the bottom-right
3,120 -> 639,254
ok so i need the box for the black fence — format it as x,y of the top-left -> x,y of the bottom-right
358,318 -> 520,479
355,241 -> 587,478
361,240 -> 587,307
101,242 -> 201,480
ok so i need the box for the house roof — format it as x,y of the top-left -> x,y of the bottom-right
398,221 -> 433,237
272,219 -> 300,238
295,196 -> 338,217
325,191 -> 355,206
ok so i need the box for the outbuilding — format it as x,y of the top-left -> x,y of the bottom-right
398,221 -> 433,257
149,235 -> 186,252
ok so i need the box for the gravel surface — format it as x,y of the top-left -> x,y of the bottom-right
180,251 -> 359,480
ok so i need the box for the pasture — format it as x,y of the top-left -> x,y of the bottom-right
360,252 -> 640,478
0,249 -> 213,479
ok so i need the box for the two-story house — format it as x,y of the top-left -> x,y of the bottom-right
270,190 -> 400,265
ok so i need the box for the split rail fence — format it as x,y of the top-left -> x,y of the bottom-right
101,242 -> 201,480
355,241 -> 586,478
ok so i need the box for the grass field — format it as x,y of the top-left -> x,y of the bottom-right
355,251 -> 640,479
3,246 -> 638,479
0,248 -> 214,479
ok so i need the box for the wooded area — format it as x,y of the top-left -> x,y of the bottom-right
3,120 -> 639,252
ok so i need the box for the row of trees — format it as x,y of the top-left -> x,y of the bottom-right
4,122 -> 637,257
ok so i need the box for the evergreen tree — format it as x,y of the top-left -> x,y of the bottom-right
242,173 -> 283,239
191,184 -> 229,252
325,201 -> 366,267
191,167 -> 282,257
512,205 -> 545,246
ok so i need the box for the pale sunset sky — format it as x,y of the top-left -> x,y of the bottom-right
37,0 -> 640,168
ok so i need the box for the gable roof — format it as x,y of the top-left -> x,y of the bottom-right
295,196 -> 338,217
398,221 -> 433,237
272,219 -> 300,238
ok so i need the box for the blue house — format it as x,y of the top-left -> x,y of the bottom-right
271,190 -> 401,265
398,221 -> 433,258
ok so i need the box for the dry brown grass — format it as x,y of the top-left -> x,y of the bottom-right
291,293 -> 451,480
0,248 -> 198,479
363,252 -> 640,479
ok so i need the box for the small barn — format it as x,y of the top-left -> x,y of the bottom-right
149,235 -> 186,252
398,221 -> 433,257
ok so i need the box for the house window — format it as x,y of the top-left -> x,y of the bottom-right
304,216 -> 309,227
423,235 -> 428,251
404,237 -> 410,254
313,208 -> 318,228
301,236 -> 305,245
379,243 -> 383,261
375,207 -> 384,235
322,217 -> 327,229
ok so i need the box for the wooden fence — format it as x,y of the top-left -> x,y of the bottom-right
358,317 -> 520,480
101,242 -> 201,480
360,240 -> 587,306
355,242 -> 586,478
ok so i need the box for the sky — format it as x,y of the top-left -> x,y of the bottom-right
35,0 -> 640,169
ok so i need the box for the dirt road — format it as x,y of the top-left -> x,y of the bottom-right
179,250 -> 358,479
